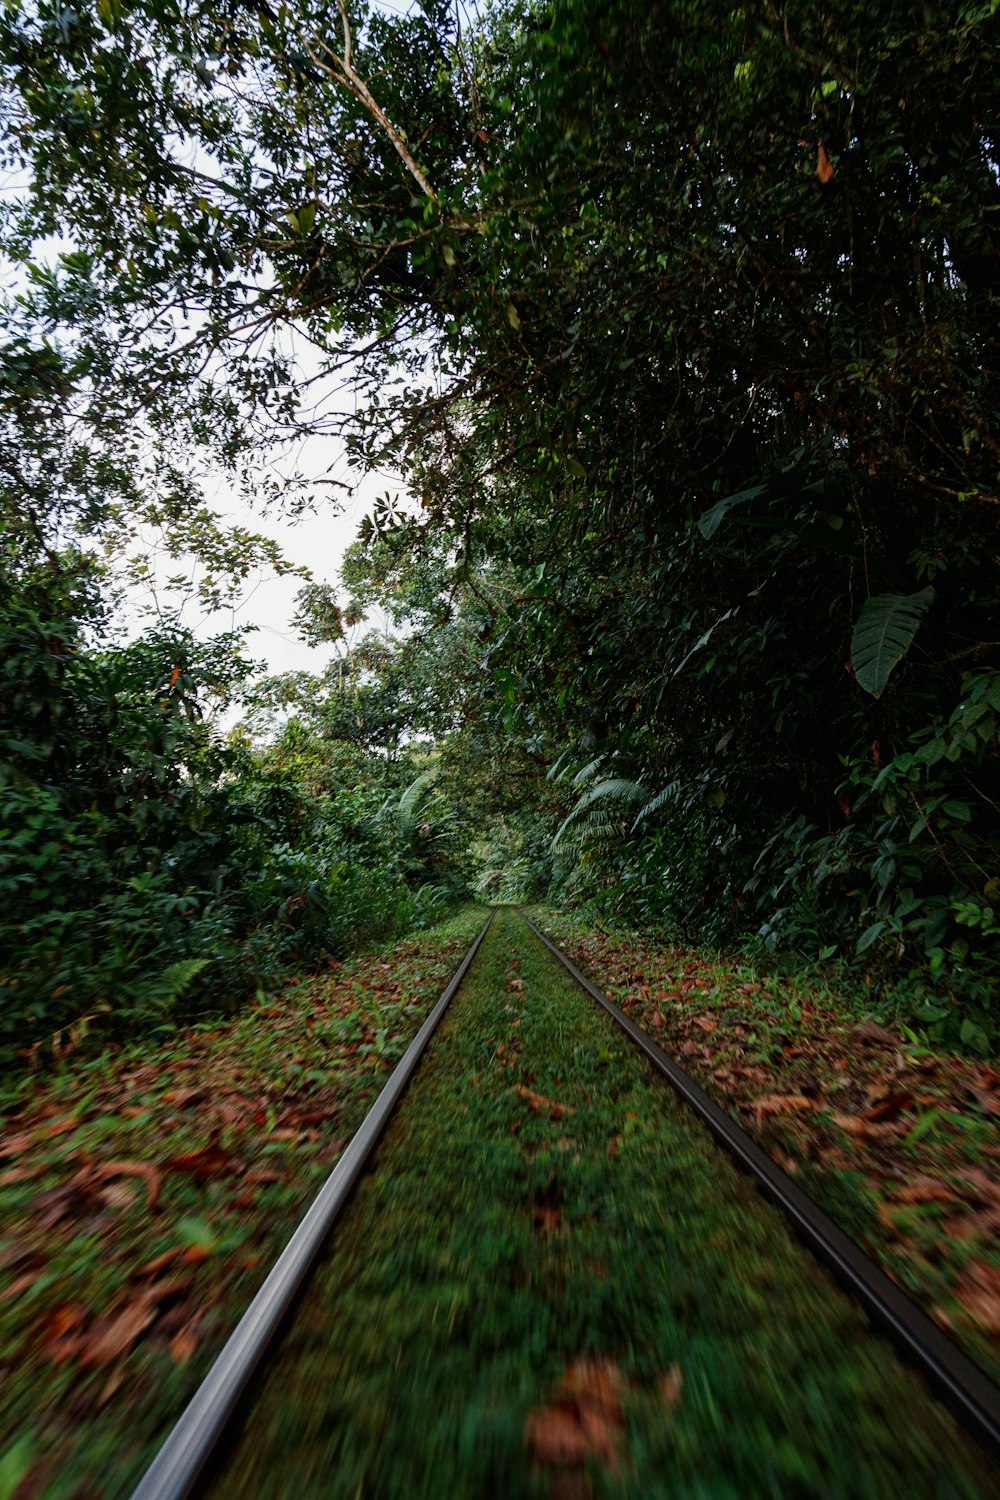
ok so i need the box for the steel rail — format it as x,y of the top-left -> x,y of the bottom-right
521,913 -> 1000,1456
129,912 -> 494,1500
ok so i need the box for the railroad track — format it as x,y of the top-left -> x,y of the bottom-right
128,908 -> 1000,1500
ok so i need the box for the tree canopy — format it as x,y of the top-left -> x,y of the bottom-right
1,0 -> 998,1052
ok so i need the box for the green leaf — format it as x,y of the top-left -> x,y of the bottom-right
851,588 -> 934,698
855,920 -> 886,953
697,482 -> 768,539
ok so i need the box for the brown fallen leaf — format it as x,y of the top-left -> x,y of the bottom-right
526,1403 -> 590,1467
862,1089 -> 914,1123
161,1087 -> 207,1108
244,1166 -> 285,1185
956,1261 -> 1000,1335
169,1327 -> 199,1364
79,1301 -> 159,1369
535,1206 -> 562,1236
164,1147 -> 232,1179
957,1168 -> 999,1206
0,1159 -> 54,1186
515,1084 -> 570,1121
94,1159 -> 162,1211
855,1020 -> 896,1046
889,1175 -> 959,1205
967,1085 -> 1000,1119
527,1358 -> 625,1473
753,1093 -> 814,1120
0,1129 -> 38,1160
137,1246 -> 185,1278
830,1111 -> 890,1139
941,1208 -> 1000,1243
40,1303 -> 88,1343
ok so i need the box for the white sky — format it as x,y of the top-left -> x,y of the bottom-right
194,462 -> 397,675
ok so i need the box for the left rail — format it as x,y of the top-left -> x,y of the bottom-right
128,912 -> 494,1500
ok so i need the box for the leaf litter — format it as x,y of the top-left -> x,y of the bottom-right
529,907 -> 1000,1383
0,905 -> 488,1498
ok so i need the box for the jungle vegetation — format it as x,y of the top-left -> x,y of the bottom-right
0,0 -> 997,1059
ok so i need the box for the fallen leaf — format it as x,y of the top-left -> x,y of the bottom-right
161,1087 -> 207,1108
0,1160 -> 54,1186
79,1301 -> 158,1369
862,1090 -> 914,1123
967,1085 -> 1000,1119
956,1261 -> 1000,1335
535,1207 -> 562,1235
889,1176 -> 958,1205
940,1208 -> 1000,1242
94,1159 -> 162,1211
753,1093 -> 814,1120
164,1147 -> 232,1179
855,1020 -> 896,1046
169,1327 -> 199,1364
183,1242 -> 215,1266
137,1247 -> 184,1278
957,1168 -> 999,1205
525,1404 -> 590,1466
515,1084 -> 570,1120
830,1111 -> 890,1140
527,1358 -> 625,1473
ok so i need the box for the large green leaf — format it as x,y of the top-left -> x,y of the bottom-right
851,589 -> 934,698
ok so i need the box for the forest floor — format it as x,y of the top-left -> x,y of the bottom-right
0,905 -> 487,1499
528,908 -> 1000,1388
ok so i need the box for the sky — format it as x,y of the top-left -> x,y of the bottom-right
132,435 -> 405,681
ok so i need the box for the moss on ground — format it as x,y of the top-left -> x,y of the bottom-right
206,910 -> 996,1500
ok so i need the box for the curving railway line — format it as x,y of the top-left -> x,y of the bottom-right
128,908 -> 1000,1500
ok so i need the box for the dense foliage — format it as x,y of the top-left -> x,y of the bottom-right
0,558 -> 466,1063
1,0 -> 997,1051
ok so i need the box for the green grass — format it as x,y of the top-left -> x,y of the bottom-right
205,910 -> 996,1500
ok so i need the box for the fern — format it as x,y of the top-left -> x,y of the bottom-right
551,776 -> 646,849
632,780 -> 681,828
572,756 -> 607,786
396,772 -> 436,834
144,958 -> 211,1010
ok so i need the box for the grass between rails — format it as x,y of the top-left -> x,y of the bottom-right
527,907 -> 1000,1387
0,904 -> 488,1500
204,909 -> 995,1500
